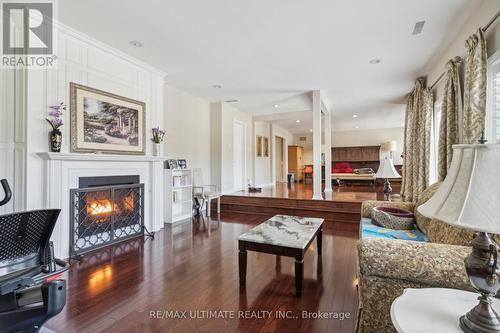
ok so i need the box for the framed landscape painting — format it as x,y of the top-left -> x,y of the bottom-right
70,83 -> 146,154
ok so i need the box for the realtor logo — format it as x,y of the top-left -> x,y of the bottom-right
1,0 -> 57,68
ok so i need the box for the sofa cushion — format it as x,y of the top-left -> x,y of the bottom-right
361,218 -> 428,242
357,237 -> 471,289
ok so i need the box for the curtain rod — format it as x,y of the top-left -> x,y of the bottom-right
429,9 -> 500,90
482,9 -> 500,33
430,56 -> 463,89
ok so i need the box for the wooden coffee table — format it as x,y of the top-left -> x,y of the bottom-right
237,215 -> 324,297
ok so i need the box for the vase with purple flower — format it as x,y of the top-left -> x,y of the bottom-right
151,127 -> 165,156
46,102 -> 66,152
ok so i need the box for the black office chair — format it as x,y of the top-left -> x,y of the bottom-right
0,179 -> 68,333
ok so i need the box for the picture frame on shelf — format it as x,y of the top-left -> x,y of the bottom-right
165,159 -> 178,169
177,159 -> 187,169
69,82 -> 146,155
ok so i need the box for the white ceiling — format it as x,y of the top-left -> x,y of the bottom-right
58,0 -> 481,132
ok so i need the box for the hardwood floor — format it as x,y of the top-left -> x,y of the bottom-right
219,182 -> 402,224
230,182 -> 402,202
45,212 -> 359,333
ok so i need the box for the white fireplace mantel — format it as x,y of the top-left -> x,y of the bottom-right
37,152 -> 165,162
37,151 -> 165,259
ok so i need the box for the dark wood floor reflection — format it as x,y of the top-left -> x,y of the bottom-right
46,213 -> 359,333
231,182 -> 401,202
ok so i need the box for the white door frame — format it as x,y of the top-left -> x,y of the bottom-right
233,119 -> 247,191
272,134 -> 288,183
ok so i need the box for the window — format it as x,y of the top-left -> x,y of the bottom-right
429,98 -> 442,184
487,50 -> 500,143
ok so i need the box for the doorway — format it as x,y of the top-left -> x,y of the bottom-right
233,121 -> 246,191
275,136 -> 285,182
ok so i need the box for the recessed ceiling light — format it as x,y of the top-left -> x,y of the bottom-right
355,126 -> 359,129
369,58 -> 381,64
309,129 -> 313,132
213,84 -> 222,89
129,40 -> 143,48
296,120 -> 301,123
353,114 -> 358,118
225,99 -> 239,103
273,104 -> 279,108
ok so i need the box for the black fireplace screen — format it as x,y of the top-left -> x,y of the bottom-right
69,183 -> 144,257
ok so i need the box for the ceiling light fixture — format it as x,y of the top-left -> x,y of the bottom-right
129,40 -> 143,48
213,84 -> 222,89
295,120 -> 301,123
225,99 -> 239,103
412,21 -> 426,35
353,114 -> 358,118
369,58 -> 381,65
273,104 -> 279,108
355,126 -> 359,129
309,129 -> 313,132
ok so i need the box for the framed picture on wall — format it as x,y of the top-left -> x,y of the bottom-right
256,135 -> 263,156
70,82 -> 146,154
263,137 -> 269,157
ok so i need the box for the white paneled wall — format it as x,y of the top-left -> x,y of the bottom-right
0,68 -> 27,214
22,24 -> 166,258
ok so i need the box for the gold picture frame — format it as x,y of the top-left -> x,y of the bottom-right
263,136 -> 269,157
256,135 -> 263,157
70,82 -> 146,155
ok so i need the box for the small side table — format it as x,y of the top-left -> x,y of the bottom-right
391,288 -> 500,333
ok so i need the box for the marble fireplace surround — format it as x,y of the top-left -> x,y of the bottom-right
37,152 -> 165,259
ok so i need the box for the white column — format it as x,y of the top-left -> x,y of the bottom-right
312,90 -> 323,200
324,106 -> 333,199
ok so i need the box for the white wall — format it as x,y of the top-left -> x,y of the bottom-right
254,121 -> 271,186
164,85 -> 211,183
0,68 -> 26,214
210,102 -> 253,193
294,127 -> 405,165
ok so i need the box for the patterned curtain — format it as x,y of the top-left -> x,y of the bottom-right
438,57 -> 462,181
402,77 -> 433,202
463,29 -> 487,144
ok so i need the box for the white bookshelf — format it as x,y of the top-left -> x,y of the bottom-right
164,169 -> 193,223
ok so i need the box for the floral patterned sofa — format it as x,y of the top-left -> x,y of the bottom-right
356,182 -> 480,333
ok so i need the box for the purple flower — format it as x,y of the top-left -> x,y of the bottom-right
46,102 -> 66,130
49,110 -> 63,117
151,127 -> 165,143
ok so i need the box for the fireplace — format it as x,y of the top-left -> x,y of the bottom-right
69,175 -> 144,258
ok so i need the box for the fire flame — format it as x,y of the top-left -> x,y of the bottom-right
87,199 -> 113,216
86,193 -> 135,221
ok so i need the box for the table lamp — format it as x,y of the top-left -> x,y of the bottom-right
382,141 -> 398,158
418,143 -> 500,333
375,157 -> 401,196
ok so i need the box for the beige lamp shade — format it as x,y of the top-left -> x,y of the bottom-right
375,157 -> 401,179
382,141 -> 397,152
418,144 -> 500,233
